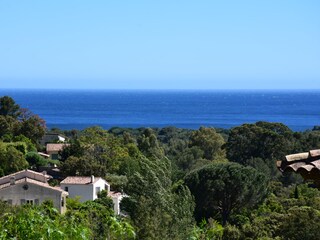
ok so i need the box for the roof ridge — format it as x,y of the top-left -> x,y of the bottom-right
0,177 -> 67,194
0,169 -> 50,181
60,176 -> 104,184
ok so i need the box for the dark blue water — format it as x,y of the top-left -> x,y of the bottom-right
0,89 -> 319,131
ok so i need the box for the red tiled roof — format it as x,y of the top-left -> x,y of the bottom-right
277,149 -> 320,186
0,169 -> 51,183
46,143 -> 70,152
277,149 -> 320,174
60,176 -> 103,185
109,191 -> 125,198
0,177 -> 68,194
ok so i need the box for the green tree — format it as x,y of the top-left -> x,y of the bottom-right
226,121 -> 294,164
185,162 -> 268,225
18,114 -> 46,144
60,126 -> 136,177
189,127 -> 225,160
13,134 -> 37,152
59,138 -> 84,162
26,152 -> 48,169
190,219 -> 224,240
0,96 -> 46,145
0,115 -> 18,138
176,146 -> 205,171
137,128 -> 165,159
0,96 -> 21,118
123,156 -> 195,239
61,155 -> 105,176
75,201 -> 135,240
293,130 -> 320,153
0,204 -> 91,239
0,143 -> 29,176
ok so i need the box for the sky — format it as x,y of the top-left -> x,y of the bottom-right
0,1 -> 319,89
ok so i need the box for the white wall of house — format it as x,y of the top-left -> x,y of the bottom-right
60,178 -> 110,202
0,182 -> 67,214
94,178 -> 110,198
61,183 -> 94,202
58,136 -> 66,142
111,195 -> 123,215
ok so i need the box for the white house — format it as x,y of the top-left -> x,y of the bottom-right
60,176 -> 124,214
60,176 -> 109,202
0,169 -> 68,214
41,133 -> 66,145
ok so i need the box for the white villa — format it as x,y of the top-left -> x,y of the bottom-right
60,176 -> 110,202
60,176 -> 124,214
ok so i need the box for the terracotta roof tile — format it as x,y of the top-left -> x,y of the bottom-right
278,149 -> 320,184
279,149 -> 320,173
0,177 -> 68,194
285,152 -> 309,162
46,143 -> 70,152
60,176 -> 102,185
0,169 -> 51,185
310,149 -> 320,158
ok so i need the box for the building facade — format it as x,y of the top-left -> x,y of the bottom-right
0,170 -> 68,214
60,176 -> 124,214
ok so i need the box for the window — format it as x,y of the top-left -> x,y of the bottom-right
65,186 -> 69,192
21,199 -> 34,205
61,197 -> 65,207
4,199 -> 12,205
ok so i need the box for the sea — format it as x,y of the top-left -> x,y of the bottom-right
0,89 -> 319,131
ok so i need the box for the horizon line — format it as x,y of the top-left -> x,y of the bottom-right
1,88 -> 320,91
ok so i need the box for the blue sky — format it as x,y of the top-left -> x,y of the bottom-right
0,1 -> 319,89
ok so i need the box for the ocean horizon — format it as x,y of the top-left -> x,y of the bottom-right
1,89 -> 319,131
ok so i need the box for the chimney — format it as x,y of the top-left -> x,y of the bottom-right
43,171 -> 48,183
91,175 -> 95,183
10,177 -> 15,185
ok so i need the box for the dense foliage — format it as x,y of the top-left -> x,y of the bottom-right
1,95 -> 320,239
0,199 -> 135,240
185,162 -> 268,225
